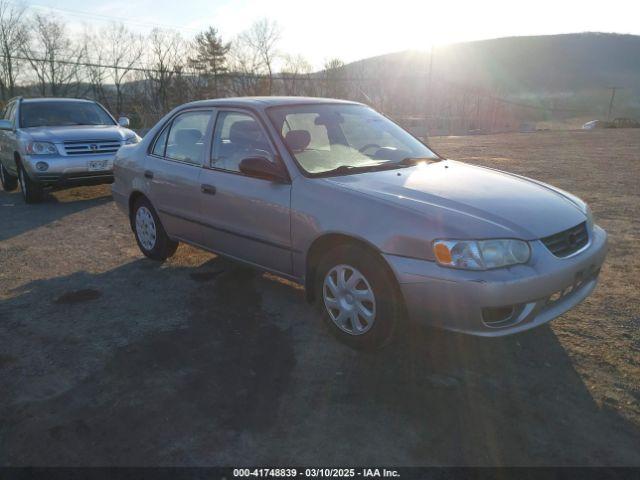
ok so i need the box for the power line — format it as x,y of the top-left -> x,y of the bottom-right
15,0 -> 201,33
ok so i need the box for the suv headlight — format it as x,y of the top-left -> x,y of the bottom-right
26,141 -> 58,155
124,134 -> 141,145
433,238 -> 531,270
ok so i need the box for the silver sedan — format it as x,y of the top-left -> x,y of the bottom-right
112,97 -> 607,349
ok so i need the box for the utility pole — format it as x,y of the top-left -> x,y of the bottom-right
423,44 -> 434,139
607,86 -> 619,121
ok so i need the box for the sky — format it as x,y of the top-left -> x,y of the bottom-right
20,0 -> 640,69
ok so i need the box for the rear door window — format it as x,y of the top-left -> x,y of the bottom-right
163,110 -> 212,165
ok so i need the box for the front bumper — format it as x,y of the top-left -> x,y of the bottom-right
384,225 -> 608,336
22,154 -> 114,187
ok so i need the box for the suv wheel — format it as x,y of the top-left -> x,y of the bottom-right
0,163 -> 18,192
131,196 -> 178,261
17,163 -> 44,203
315,244 -> 403,350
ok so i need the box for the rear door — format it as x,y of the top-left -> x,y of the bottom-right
144,109 -> 214,246
198,109 -> 293,276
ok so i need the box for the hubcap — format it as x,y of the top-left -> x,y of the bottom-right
323,264 -> 376,335
135,206 -> 157,251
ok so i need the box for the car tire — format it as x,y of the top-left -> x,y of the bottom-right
0,162 -> 18,192
131,196 -> 178,261
17,162 -> 44,203
315,244 -> 403,350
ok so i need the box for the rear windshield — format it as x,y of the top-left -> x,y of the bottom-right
20,102 -> 115,128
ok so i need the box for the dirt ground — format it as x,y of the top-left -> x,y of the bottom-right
0,129 -> 639,466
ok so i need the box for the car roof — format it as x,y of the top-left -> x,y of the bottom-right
181,96 -> 364,110
20,97 -> 96,104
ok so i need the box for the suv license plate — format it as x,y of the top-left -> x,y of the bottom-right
88,160 -> 109,171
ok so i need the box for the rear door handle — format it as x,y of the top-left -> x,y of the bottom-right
201,184 -> 216,195
144,170 -> 154,179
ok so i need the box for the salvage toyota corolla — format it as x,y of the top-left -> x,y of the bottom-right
112,97 -> 608,349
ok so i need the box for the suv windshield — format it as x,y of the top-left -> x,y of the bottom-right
20,101 -> 115,128
267,103 -> 439,175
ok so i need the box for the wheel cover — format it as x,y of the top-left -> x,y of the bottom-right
135,206 -> 157,251
323,264 -> 376,335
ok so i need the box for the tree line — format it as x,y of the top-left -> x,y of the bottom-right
0,1 -> 359,128
0,1 -> 601,134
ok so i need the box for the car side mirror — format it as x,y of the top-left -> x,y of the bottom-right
118,116 -> 130,128
239,156 -> 288,183
0,119 -> 13,131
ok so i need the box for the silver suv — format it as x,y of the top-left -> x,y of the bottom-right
113,97 -> 607,349
0,97 -> 139,203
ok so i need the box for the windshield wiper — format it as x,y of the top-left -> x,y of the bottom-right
320,165 -> 370,176
319,157 -> 442,176
397,157 -> 441,166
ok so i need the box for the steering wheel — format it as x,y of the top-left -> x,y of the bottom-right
358,143 -> 381,154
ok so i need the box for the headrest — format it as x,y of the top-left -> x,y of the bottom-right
175,128 -> 201,145
285,130 -> 311,153
229,120 -> 261,144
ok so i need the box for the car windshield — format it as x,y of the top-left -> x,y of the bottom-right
267,103 -> 439,175
20,101 -> 115,128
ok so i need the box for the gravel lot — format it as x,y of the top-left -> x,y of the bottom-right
1,129 -> 639,466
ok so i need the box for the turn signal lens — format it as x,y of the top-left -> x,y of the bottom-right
433,243 -> 452,264
433,239 -> 530,270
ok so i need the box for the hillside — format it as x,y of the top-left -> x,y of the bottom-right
343,33 -> 640,94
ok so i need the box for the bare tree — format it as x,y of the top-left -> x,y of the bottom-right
239,19 -> 281,95
102,23 -> 144,114
280,54 -> 313,96
82,29 -> 109,106
22,14 -> 85,97
227,37 -> 267,96
146,28 -> 184,112
0,0 -> 28,100
323,58 -> 346,98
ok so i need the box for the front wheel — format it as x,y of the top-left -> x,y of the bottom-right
17,163 -> 44,203
315,244 -> 404,350
0,162 -> 18,192
131,196 -> 178,261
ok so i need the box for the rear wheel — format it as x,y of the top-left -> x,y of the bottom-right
131,196 -> 178,261
0,162 -> 18,192
17,162 -> 43,203
315,244 -> 403,350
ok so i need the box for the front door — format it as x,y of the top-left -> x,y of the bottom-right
198,109 -> 293,276
144,109 -> 214,246
0,102 -> 17,175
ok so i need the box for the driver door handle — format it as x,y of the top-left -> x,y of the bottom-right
201,184 -> 216,195
144,170 -> 154,179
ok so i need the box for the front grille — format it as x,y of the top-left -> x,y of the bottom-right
541,222 -> 588,257
63,139 -> 121,155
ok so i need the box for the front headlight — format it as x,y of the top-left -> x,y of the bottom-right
433,238 -> 531,270
124,134 -> 141,145
26,141 -> 58,155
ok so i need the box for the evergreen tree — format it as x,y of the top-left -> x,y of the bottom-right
189,27 -> 230,98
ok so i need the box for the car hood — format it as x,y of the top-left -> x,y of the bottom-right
23,125 -> 132,142
323,160 -> 587,240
